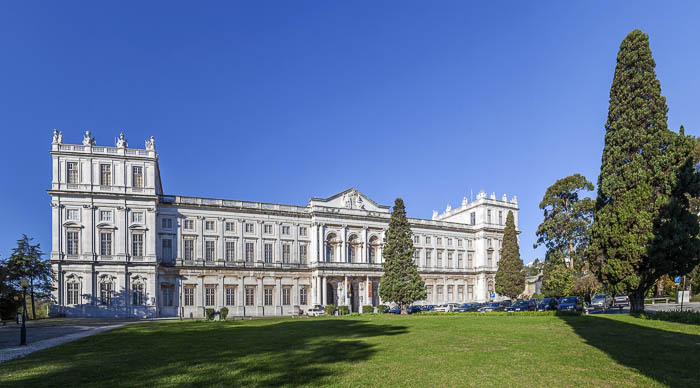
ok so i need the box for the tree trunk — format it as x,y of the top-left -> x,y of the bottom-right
655,277 -> 664,297
30,280 -> 36,320
400,304 -> 408,315
629,291 -> 645,313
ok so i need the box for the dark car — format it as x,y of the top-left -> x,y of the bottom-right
557,296 -> 583,312
453,303 -> 471,312
537,297 -> 559,311
500,300 -> 513,307
468,302 -> 486,312
389,306 -> 401,314
505,300 -> 536,312
409,305 -> 422,314
478,302 -> 505,313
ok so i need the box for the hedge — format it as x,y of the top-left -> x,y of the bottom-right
205,308 -> 216,320
362,305 -> 374,314
338,306 -> 349,315
324,305 -> 336,315
219,307 -> 229,320
636,310 -> 700,325
376,305 -> 386,314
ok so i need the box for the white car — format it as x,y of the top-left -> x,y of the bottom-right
434,303 -> 458,312
307,305 -> 326,317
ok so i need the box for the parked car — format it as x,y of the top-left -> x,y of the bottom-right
307,305 -> 325,317
505,300 -> 536,312
453,303 -> 471,312
612,295 -> 630,309
409,305 -> 422,314
530,297 -> 541,306
419,305 -> 435,312
591,294 -> 613,310
468,302 -> 486,312
479,302 -> 505,313
434,304 -> 459,312
389,305 -> 402,314
557,296 -> 583,312
500,300 -> 513,307
537,298 -> 559,311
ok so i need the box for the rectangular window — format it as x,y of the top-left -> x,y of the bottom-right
426,286 -> 433,304
488,239 -> 492,248
437,286 -> 444,303
414,249 -> 420,264
264,224 -> 272,234
282,226 -> 290,235
245,287 -> 255,306
488,252 -> 493,267
100,210 -> 112,222
447,238 -> 452,247
282,288 -> 291,305
467,285 -> 474,301
282,244 -> 290,263
458,253 -> 464,268
226,287 -> 236,306
225,222 -> 236,232
458,286 -> 464,302
225,241 -> 236,261
184,287 -> 194,306
300,287 -> 308,305
67,282 -> 79,305
162,285 -> 173,307
162,239 -> 172,261
184,238 -> 195,260
161,218 -> 172,229
437,251 -> 442,267
425,236 -> 431,244
67,209 -> 79,221
100,232 -> 112,256
132,233 -> 144,257
67,231 -> 79,255
457,239 -> 463,248
436,237 -> 442,246
299,227 -> 307,237
487,209 -> 492,224
205,221 -> 215,231
448,252 -> 453,268
205,240 -> 215,261
425,249 -> 431,267
468,239 -> 473,249
132,166 -> 143,188
470,212 -> 476,225
245,242 -> 255,262
299,245 -> 308,264
468,253 -> 473,268
184,219 -> 194,230
414,235 -> 419,244
264,288 -> 273,306
100,164 -> 111,186
264,243 -> 273,263
67,162 -> 79,184
100,282 -> 112,305
245,223 -> 254,233
205,286 -> 215,306
132,283 -> 144,305
499,211 -> 503,225
132,211 -> 144,224
447,286 -> 454,302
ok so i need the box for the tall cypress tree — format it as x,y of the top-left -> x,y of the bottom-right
495,211 -> 525,299
589,30 -> 700,312
378,198 -> 426,314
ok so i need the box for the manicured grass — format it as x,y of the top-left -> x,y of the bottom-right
1,313 -> 699,387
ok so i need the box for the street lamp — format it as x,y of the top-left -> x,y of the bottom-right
19,277 -> 28,346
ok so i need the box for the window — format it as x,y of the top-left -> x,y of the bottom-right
100,282 -> 112,305
100,164 -> 111,186
184,238 -> 195,260
414,235 -> 420,244
67,231 -> 79,255
205,286 -> 215,306
132,211 -> 144,224
245,223 -> 254,233
299,227 -> 307,237
458,253 -> 464,268
67,282 -> 79,305
437,286 -> 444,303
100,232 -> 112,255
205,221 -> 215,231
447,286 -> 454,302
282,244 -> 290,263
436,237 -> 442,246
468,239 -> 473,249
132,233 -> 144,257
457,239 -> 463,248
282,226 -> 290,235
447,238 -> 452,247
425,236 -> 431,244
487,252 -> 493,267
437,251 -> 442,267
67,162 -> 79,184
488,239 -> 492,249
468,253 -> 473,268
467,285 -> 474,301
264,224 -> 272,234
282,288 -> 291,305
162,239 -> 172,261
67,209 -> 79,221
487,209 -> 492,224
226,287 -> 236,306
264,243 -> 273,263
184,287 -> 194,306
132,283 -> 144,305
162,285 -> 173,307
299,245 -> 308,264
414,249 -> 420,264
245,242 -> 255,262
426,286 -> 433,304
470,212 -> 476,225
100,210 -> 112,222
245,287 -> 255,306
498,211 -> 503,225
458,286 -> 464,302
205,240 -> 215,261
161,218 -> 172,229
132,166 -> 143,188
264,288 -> 273,306
225,222 -> 236,232
300,287 -> 308,305
225,241 -> 236,261
184,219 -> 194,230
425,249 -> 431,267
448,252 -> 453,268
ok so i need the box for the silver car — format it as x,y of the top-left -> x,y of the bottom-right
591,294 -> 613,310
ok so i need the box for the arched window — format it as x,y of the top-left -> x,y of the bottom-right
325,233 -> 337,262
132,276 -> 147,306
99,276 -> 114,306
368,236 -> 379,263
347,235 -> 358,263
66,277 -> 81,305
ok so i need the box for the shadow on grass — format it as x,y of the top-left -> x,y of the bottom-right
558,314 -> 700,388
0,319 -> 408,388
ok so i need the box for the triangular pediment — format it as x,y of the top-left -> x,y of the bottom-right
309,188 -> 389,212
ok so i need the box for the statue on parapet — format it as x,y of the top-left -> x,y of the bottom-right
116,132 -> 128,148
52,129 -> 63,144
145,136 -> 156,150
82,130 -> 96,146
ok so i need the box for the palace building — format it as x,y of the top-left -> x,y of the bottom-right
49,131 -> 519,318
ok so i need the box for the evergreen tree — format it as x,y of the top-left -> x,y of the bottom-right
6,235 -> 52,319
378,198 -> 426,314
589,30 -> 700,312
495,211 -> 525,299
541,263 -> 575,298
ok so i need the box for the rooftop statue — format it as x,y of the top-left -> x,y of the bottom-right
82,130 -> 96,146
145,136 -> 156,150
116,132 -> 128,148
52,129 -> 63,144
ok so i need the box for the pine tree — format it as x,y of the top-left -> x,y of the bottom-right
589,30 -> 700,312
495,211 -> 525,299
6,235 -> 52,319
378,198 -> 426,314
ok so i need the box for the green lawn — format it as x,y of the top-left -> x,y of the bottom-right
1,313 -> 698,388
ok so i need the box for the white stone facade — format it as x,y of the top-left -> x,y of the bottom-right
49,131 -> 519,318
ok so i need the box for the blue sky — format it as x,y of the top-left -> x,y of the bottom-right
1,2 -> 699,263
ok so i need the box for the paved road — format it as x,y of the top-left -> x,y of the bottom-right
585,302 -> 700,314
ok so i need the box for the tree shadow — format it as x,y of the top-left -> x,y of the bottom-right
0,318 -> 408,388
558,314 -> 700,388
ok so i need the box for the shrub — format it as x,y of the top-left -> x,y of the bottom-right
324,305 -> 336,315
690,294 -> 700,303
636,310 -> 700,325
376,305 -> 386,314
338,306 -> 349,315
205,308 -> 216,320
219,307 -> 229,320
362,305 -> 374,314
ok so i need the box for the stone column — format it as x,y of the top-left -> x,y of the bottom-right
343,274 -> 348,308
341,226 -> 347,263
277,277 -> 282,315
238,219 -> 244,263
294,277 -> 299,306
365,275 -> 370,307
239,275 -> 245,316
257,276 -> 264,315
220,275 -> 225,309
322,276 -> 327,305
